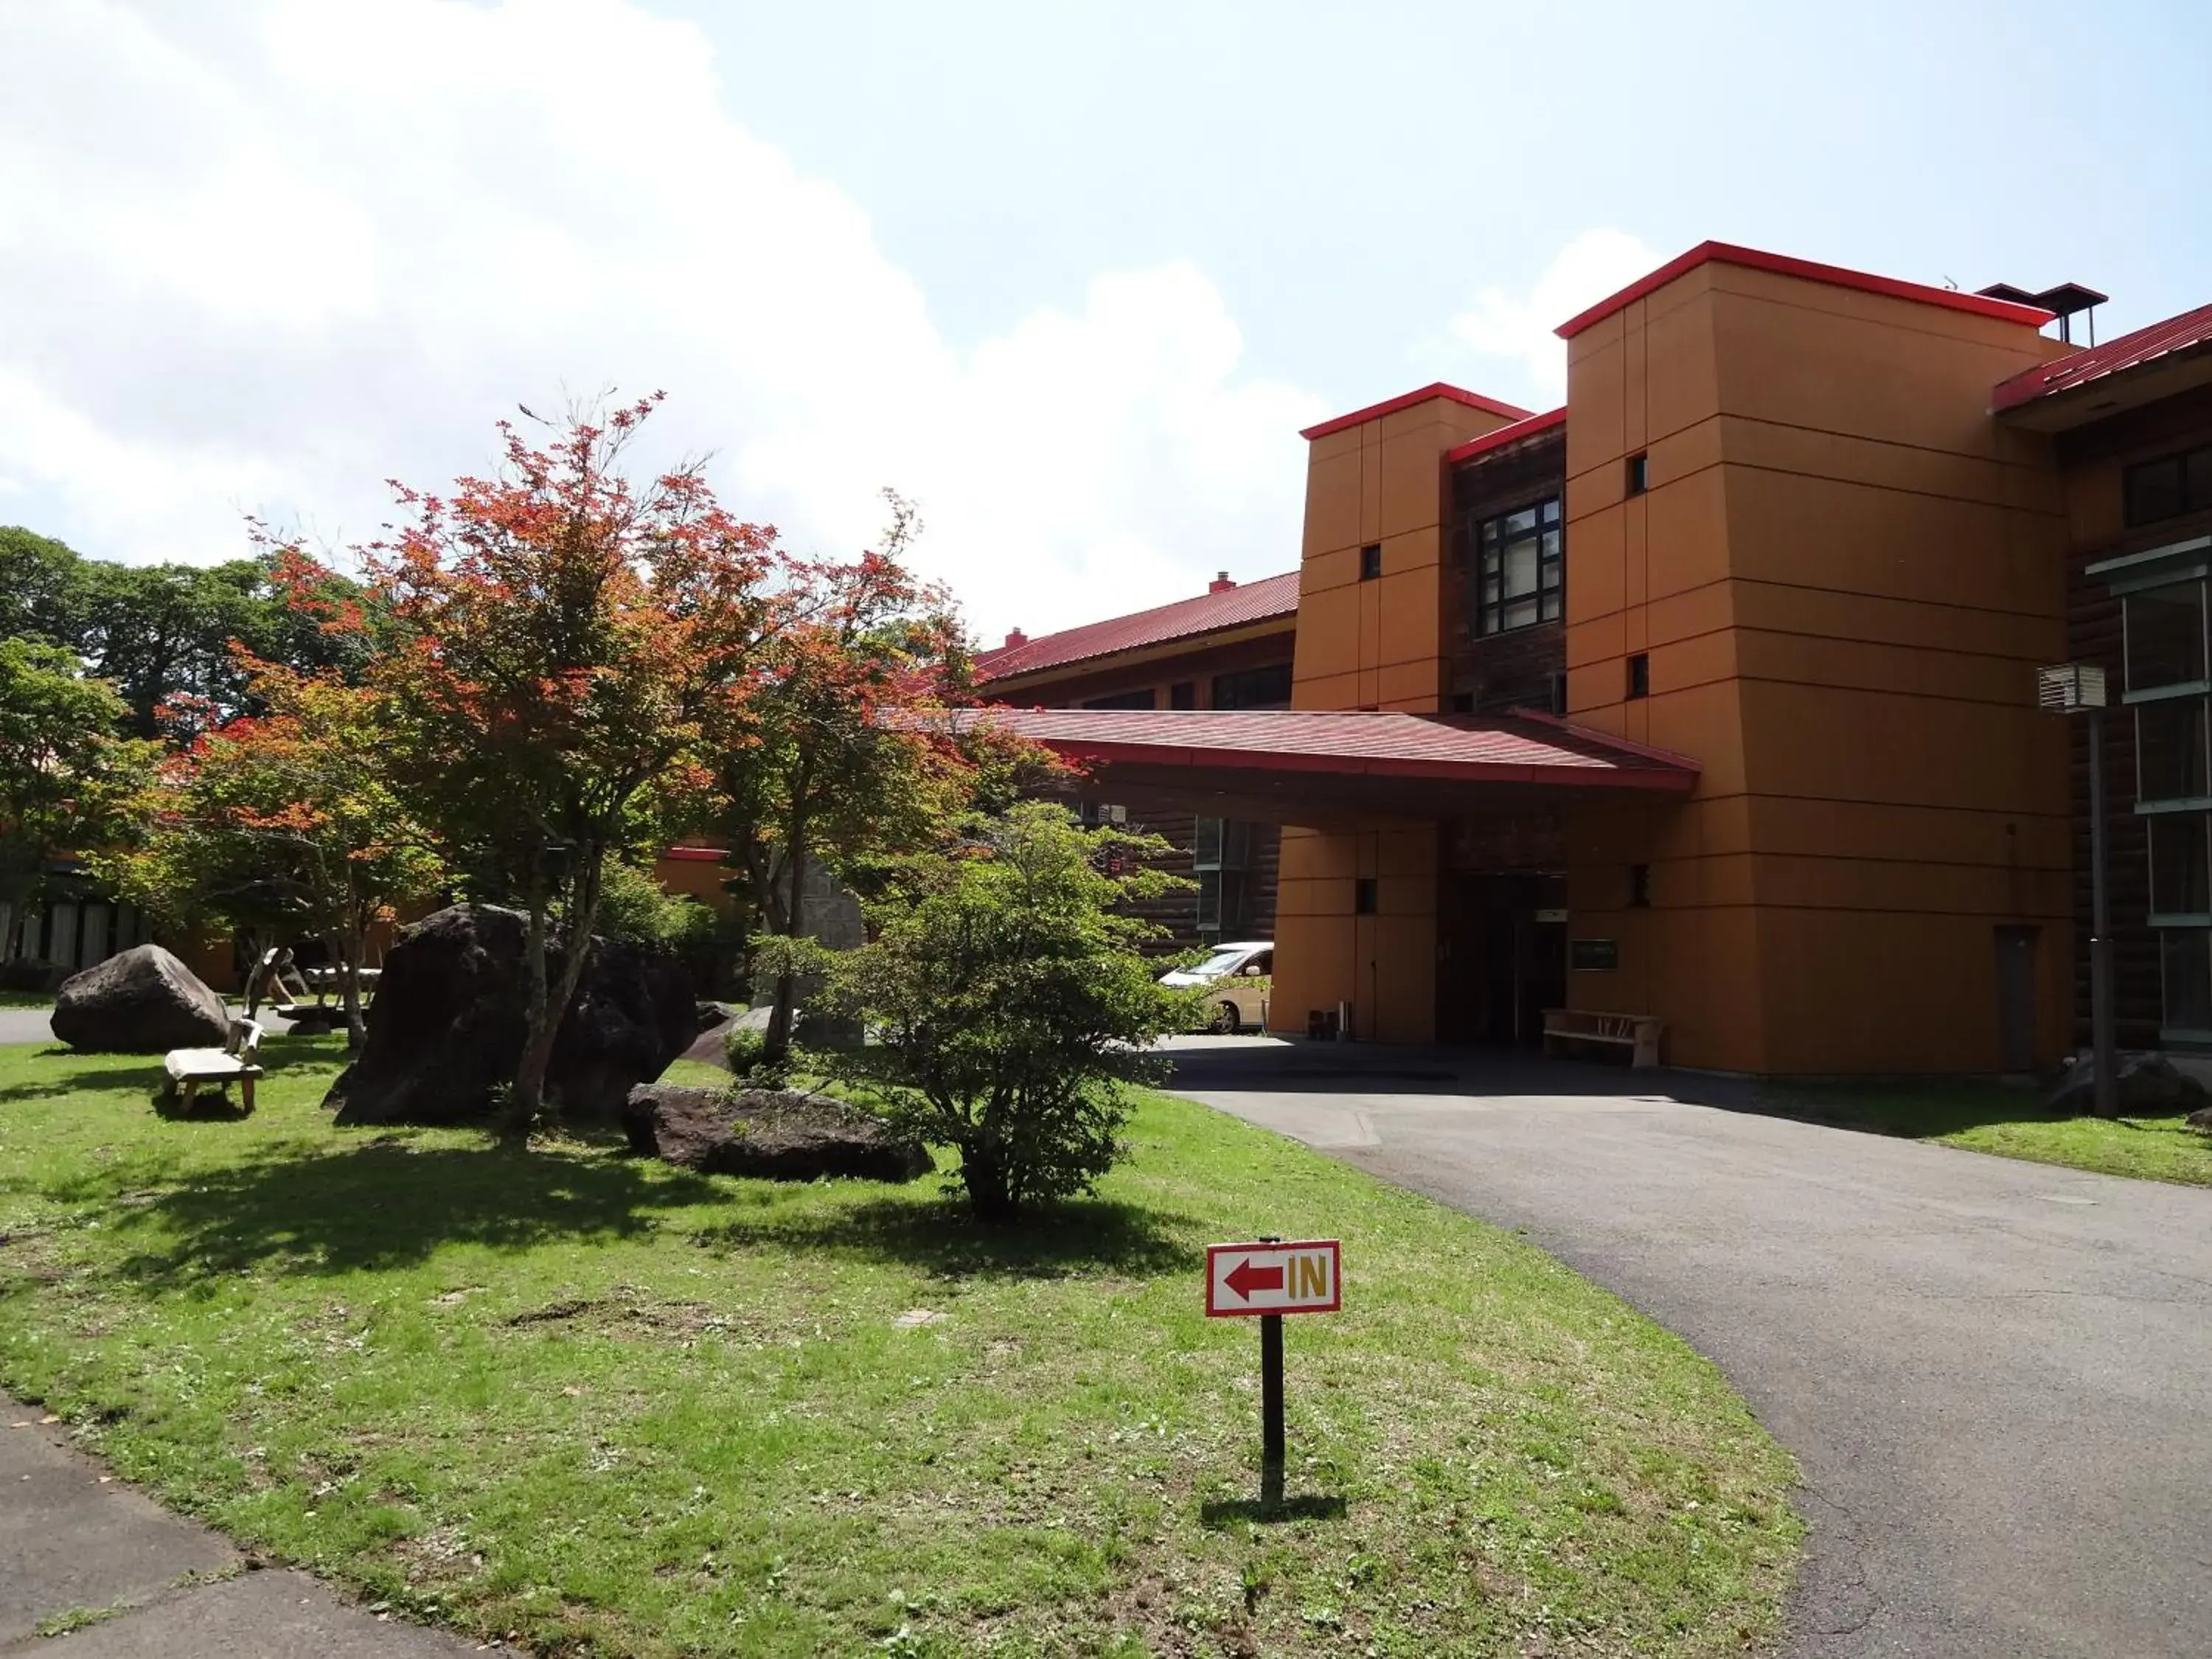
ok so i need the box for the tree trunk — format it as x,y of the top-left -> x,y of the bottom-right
340,920 -> 367,1050
762,821 -> 810,1063
509,847 -> 608,1142
508,883 -> 554,1143
959,1142 -> 1020,1225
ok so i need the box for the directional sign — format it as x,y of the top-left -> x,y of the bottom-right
1205,1239 -> 1341,1317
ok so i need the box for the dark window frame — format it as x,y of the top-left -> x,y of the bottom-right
2125,443 -> 2212,529
1626,452 -> 1649,495
1353,877 -> 1378,915
1211,663 -> 1294,709
1081,687 -> 1158,711
1359,543 -> 1382,580
1475,495 -> 1563,636
1627,653 -> 1650,699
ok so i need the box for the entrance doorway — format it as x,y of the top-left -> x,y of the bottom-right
1438,873 -> 1566,1046
1994,926 -> 2039,1074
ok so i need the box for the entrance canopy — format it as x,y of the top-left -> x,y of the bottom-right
955,708 -> 1697,823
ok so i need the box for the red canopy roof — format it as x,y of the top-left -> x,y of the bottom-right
1991,299 -> 2212,412
975,571 -> 1299,684
953,706 -> 1697,820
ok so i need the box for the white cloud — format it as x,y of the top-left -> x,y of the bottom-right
0,0 -> 1327,639
1446,229 -> 1665,403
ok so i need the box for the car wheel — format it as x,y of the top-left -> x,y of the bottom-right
1210,1000 -> 1241,1035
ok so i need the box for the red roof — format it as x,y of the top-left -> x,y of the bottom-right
1554,241 -> 2056,341
1299,382 -> 1532,442
1990,299 -> 2212,411
953,706 -> 1698,792
1445,406 -> 1566,467
975,571 -> 1300,684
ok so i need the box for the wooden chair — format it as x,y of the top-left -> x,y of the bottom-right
161,1018 -> 265,1113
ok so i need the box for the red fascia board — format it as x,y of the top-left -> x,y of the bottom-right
662,846 -> 726,862
1445,406 -> 1567,467
1553,240 -> 2056,341
1299,381 -> 1534,442
1034,737 -> 1698,793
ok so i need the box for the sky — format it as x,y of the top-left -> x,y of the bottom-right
2,0 -> 2208,643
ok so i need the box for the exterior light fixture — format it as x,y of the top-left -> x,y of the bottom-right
2038,662 -> 2115,1117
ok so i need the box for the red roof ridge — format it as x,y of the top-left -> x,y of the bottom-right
1299,382 -> 1532,442
975,569 -> 1300,684
1554,241 -> 2055,341
1445,406 -> 1567,467
1991,297 -> 2212,411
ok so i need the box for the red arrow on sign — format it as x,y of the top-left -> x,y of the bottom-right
1223,1258 -> 1284,1301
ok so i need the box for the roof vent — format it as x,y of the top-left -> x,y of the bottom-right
1208,571 -> 1237,593
1002,627 -> 1028,650
1976,280 -> 2110,346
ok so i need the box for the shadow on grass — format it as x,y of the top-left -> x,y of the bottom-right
80,1141 -> 728,1284
1198,1495 -> 1348,1528
693,1194 -> 1202,1281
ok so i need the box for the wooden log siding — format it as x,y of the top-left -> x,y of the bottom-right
1109,813 -> 1281,954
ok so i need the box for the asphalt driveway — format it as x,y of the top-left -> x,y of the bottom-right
1166,1038 -> 2212,1659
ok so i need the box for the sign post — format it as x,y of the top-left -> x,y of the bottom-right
1206,1237 -> 1341,1506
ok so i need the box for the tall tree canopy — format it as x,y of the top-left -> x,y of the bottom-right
98,653 -> 445,1046
715,494 -> 992,1060
0,525 -> 381,743
0,638 -> 157,957
361,394 -> 782,1133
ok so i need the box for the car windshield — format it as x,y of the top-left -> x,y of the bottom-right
1192,947 -> 1248,978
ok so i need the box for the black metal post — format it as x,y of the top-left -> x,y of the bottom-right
2089,708 -> 2118,1118
1259,1312 -> 1284,1507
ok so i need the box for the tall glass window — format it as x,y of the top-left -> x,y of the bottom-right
2123,582 -> 2206,693
1476,498 -> 1562,635
2138,696 -> 2211,804
2123,576 -> 2212,1035
1194,818 -> 1251,940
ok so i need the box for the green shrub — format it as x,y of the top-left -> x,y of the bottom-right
826,803 -> 1200,1222
595,860 -> 720,953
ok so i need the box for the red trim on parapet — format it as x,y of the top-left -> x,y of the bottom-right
1553,241 -> 2056,341
1445,406 -> 1567,467
661,846 -> 726,862
1299,382 -> 1534,441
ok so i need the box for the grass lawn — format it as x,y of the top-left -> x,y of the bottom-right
1759,1078 -> 2212,1187
0,990 -> 55,1009
0,1037 -> 1801,1658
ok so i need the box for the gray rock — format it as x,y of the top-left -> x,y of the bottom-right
2186,1104 -> 2212,1135
623,1083 -> 932,1183
324,905 -> 698,1126
49,945 -> 229,1054
2048,1051 -> 2211,1119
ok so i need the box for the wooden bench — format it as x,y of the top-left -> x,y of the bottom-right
163,1018 -> 265,1113
1542,1008 -> 1663,1069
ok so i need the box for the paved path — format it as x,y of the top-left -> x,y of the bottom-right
0,1398 -> 503,1655
1166,1037 -> 2212,1659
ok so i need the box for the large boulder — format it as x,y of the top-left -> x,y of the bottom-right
324,905 -> 698,1126
49,945 -> 229,1054
2048,1051 -> 2211,1119
623,1083 -> 933,1183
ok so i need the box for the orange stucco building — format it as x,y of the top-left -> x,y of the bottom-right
979,241 -> 2212,1074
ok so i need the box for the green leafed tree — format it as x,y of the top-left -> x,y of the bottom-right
826,801 -> 1200,1223
97,654 -> 445,1046
0,526 -> 85,648
0,639 -> 158,961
